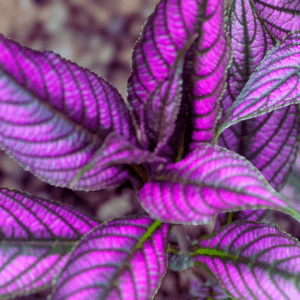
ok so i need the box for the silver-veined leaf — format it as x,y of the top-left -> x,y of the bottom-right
194,221 -> 300,299
0,188 -> 98,299
50,216 -> 169,300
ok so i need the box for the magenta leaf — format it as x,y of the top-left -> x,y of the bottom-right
217,33 -> 300,140
218,0 -> 299,192
0,188 -> 98,299
50,216 -> 169,300
127,0 -> 230,154
194,221 -> 300,299
218,0 -> 275,153
70,132 -> 166,190
253,0 -> 300,40
233,106 -> 300,191
139,34 -> 198,157
0,34 -> 144,191
138,144 -> 290,225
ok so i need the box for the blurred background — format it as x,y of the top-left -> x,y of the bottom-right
1,0 -> 300,299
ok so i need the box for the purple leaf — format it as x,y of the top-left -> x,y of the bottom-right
234,106 -> 299,191
70,132 -> 166,190
217,33 -> 300,140
218,0 -> 300,191
0,188 -> 98,299
232,209 -> 269,222
138,144 -> 289,225
190,278 -> 231,300
253,0 -> 300,40
214,209 -> 269,231
194,221 -> 300,299
186,0 -> 230,149
139,34 -> 197,156
50,216 -> 169,300
218,0 -> 276,152
127,0 -> 230,153
0,34 -> 140,191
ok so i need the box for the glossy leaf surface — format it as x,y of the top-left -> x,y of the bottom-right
253,0 -> 300,40
0,34 -> 140,191
128,0 -> 229,152
219,0 -> 275,155
139,37 -> 191,154
218,0 -> 299,191
138,144 -> 288,225
218,33 -> 300,138
51,216 -> 169,300
0,188 -> 98,299
234,106 -> 299,191
195,221 -> 300,299
70,132 -> 166,190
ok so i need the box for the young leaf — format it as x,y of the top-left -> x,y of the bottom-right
69,132 -> 166,190
186,0 -> 230,149
0,188 -> 98,299
194,221 -> 300,299
50,216 -> 169,300
217,33 -> 300,138
218,0 -> 300,192
127,0 -> 230,153
0,34 -> 140,191
253,0 -> 300,40
138,144 -> 291,225
139,33 -> 198,155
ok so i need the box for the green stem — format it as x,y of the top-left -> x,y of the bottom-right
282,205 -> 300,224
214,128 -> 222,145
226,212 -> 233,225
192,247 -> 237,261
136,220 -> 162,249
167,245 -> 180,254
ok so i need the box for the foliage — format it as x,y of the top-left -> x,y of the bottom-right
0,0 -> 300,299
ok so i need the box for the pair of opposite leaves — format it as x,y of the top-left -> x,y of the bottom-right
1,0 -> 300,299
